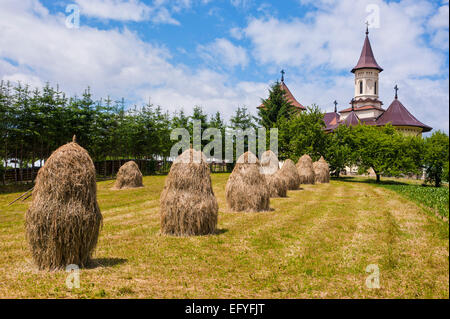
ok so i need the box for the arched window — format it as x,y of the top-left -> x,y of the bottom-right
359,81 -> 363,94
374,81 -> 377,95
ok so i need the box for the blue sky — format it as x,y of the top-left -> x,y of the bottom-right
0,0 -> 449,133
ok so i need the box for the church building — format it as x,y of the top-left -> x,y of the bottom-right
261,27 -> 433,137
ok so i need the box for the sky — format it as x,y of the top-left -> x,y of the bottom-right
0,0 -> 448,133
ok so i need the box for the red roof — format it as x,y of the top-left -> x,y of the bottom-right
258,81 -> 306,110
323,112 -> 339,126
280,81 -> 306,110
340,105 -> 384,113
351,32 -> 383,73
376,98 -> 432,132
343,111 -> 360,126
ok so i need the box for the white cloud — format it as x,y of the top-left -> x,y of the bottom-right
0,0 -> 264,120
242,0 -> 449,132
198,38 -> 249,68
74,0 -> 151,22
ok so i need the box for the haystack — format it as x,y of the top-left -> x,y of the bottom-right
160,149 -> 218,236
25,136 -> 102,270
113,161 -> 143,189
278,159 -> 301,190
313,156 -> 330,184
296,154 -> 315,185
225,152 -> 270,212
259,150 -> 287,197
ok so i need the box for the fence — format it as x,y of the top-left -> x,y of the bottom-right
1,159 -> 232,185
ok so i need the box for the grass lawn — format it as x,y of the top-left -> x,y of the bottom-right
0,174 -> 448,298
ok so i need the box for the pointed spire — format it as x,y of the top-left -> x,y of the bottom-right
281,69 -> 285,82
394,84 -> 399,99
334,100 -> 338,113
351,27 -> 383,73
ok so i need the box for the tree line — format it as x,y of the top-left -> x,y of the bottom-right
259,82 -> 449,187
1,80 -> 448,187
0,81 -> 256,183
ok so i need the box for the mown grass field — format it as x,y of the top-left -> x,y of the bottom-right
0,174 -> 448,298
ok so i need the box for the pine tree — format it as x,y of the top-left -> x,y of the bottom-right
258,81 -> 296,129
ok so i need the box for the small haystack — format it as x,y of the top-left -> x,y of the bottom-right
260,150 -> 287,198
25,136 -> 102,270
160,149 -> 218,236
296,154 -> 315,185
313,156 -> 330,184
278,159 -> 301,190
225,152 -> 270,212
113,161 -> 143,189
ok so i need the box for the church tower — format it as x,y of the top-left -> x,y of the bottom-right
351,26 -> 383,111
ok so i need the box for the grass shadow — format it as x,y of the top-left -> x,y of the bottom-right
332,176 -> 410,186
87,257 -> 127,269
214,228 -> 228,235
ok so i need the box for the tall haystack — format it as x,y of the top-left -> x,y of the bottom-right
25,136 -> 102,270
313,156 -> 330,184
113,161 -> 143,189
278,159 -> 301,190
160,149 -> 218,236
296,154 -> 315,185
260,150 -> 287,198
225,152 -> 270,212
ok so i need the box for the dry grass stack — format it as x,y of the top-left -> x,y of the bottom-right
278,159 -> 301,190
113,161 -> 143,189
225,152 -> 270,212
296,154 -> 315,185
313,156 -> 330,184
260,150 -> 287,198
160,149 -> 218,236
25,136 -> 102,270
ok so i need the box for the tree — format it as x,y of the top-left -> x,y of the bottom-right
230,106 -> 255,130
325,124 -> 355,177
352,124 -> 423,183
258,81 -> 296,129
423,131 -> 449,187
277,105 -> 328,162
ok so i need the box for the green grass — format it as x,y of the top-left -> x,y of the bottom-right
0,174 -> 448,298
377,184 -> 449,219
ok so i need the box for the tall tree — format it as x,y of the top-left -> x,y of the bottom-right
257,81 -> 296,129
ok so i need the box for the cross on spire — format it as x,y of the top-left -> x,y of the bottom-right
334,100 -> 338,113
394,84 -> 399,99
281,69 -> 285,82
365,21 -> 369,35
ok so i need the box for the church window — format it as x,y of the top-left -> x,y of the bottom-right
359,81 -> 363,94
374,81 -> 377,95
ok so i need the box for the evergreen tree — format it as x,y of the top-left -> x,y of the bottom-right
257,81 -> 296,129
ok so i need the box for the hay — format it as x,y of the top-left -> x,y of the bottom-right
296,154 -> 315,185
259,150 -> 287,197
260,150 -> 279,175
25,137 -> 102,270
265,172 -> 287,197
225,152 -> 270,212
113,161 -> 143,189
160,149 -> 218,236
278,159 -> 301,190
313,156 -> 330,184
